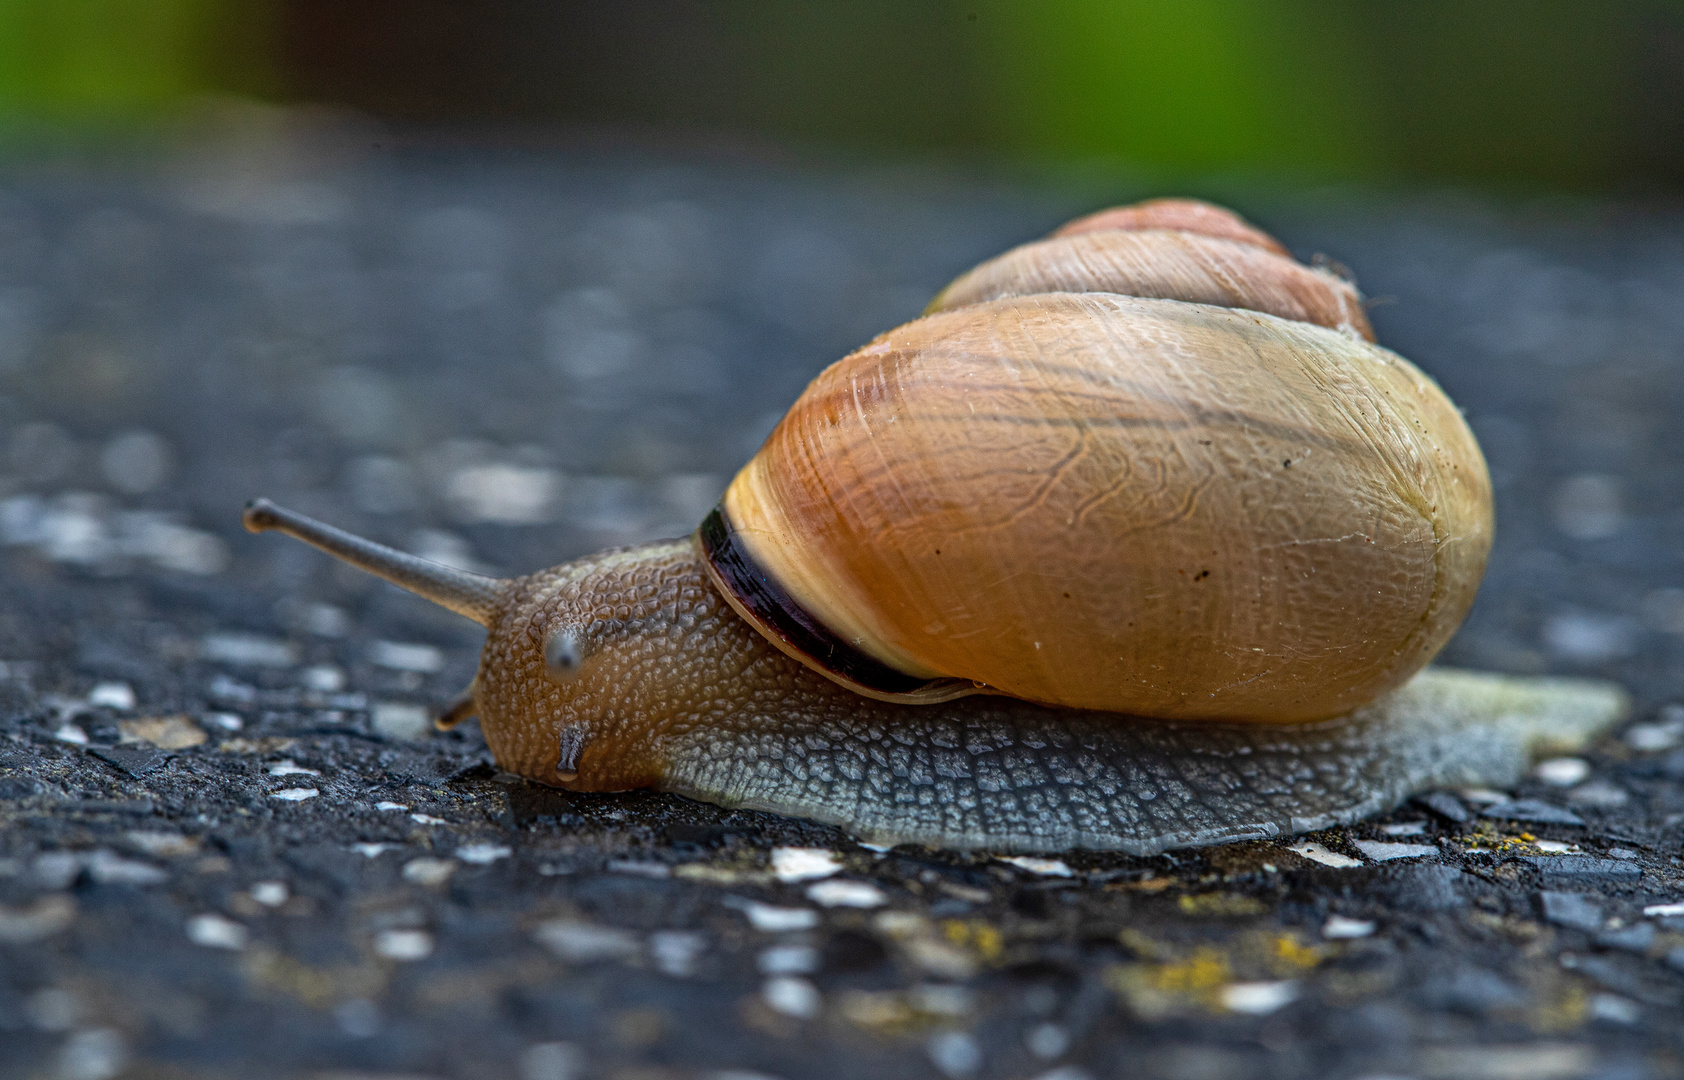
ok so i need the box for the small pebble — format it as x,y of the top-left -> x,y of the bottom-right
203,712 -> 243,731
301,664 -> 346,692
403,858 -> 457,886
1221,980 -> 1299,1015
534,919 -> 640,963
1534,840 -> 1577,853
770,847 -> 841,883
368,640 -> 446,673
374,801 -> 408,811
57,1027 -> 127,1080
371,702 -> 431,741
1532,757 -> 1591,786
53,723 -> 89,745
606,860 -> 671,878
1643,901 -> 1684,917
1323,915 -> 1377,939
757,944 -> 820,975
186,914 -> 248,950
926,1030 -> 982,1078
250,882 -> 288,907
735,901 -> 819,933
200,632 -> 297,668
806,879 -> 888,908
0,895 -> 77,943
267,760 -> 319,776
762,976 -> 821,1020
1566,780 -> 1629,808
269,788 -> 318,802
1590,993 -> 1641,1025
457,844 -> 511,865
124,831 -> 197,857
373,929 -> 433,961
649,931 -> 705,977
1352,840 -> 1437,863
445,463 -> 561,525
518,1042 -> 584,1080
410,813 -> 447,825
352,843 -> 397,858
1026,1022 -> 1070,1060
1288,841 -> 1361,868
86,682 -> 135,710
119,715 -> 206,749
84,851 -> 168,886
1379,821 -> 1427,836
999,856 -> 1073,877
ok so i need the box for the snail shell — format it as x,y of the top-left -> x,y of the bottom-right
703,201 -> 1489,721
242,198 -> 1625,854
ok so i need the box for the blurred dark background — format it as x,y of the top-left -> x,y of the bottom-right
2,0 -> 1684,193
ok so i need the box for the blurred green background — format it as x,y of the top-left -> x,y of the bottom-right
1,0 -> 1681,193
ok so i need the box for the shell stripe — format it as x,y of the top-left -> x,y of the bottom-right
697,506 -> 933,697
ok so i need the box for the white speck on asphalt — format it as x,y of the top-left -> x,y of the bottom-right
1533,757 -> 1592,786
1288,841 -> 1362,868
650,931 -> 706,977
1625,709 -> 1684,752
351,844 -> 397,858
250,882 -> 288,906
1380,821 -> 1428,836
266,760 -> 319,776
402,858 -> 458,886
300,664 -> 346,692
806,879 -> 888,908
410,814 -> 446,825
456,844 -> 511,865
203,712 -> 242,731
926,1030 -> 982,1078
57,1027 -> 128,1080
375,801 -> 408,811
1643,902 -> 1684,917
368,640 -> 445,673
1323,915 -> 1377,939
1352,840 -> 1437,862
757,944 -> 820,975
186,914 -> 248,950
53,723 -> 88,745
999,856 -> 1073,877
1567,780 -> 1630,808
1542,611 -> 1639,664
200,632 -> 297,668
762,976 -> 820,1019
1534,840 -> 1578,853
1026,1022 -> 1070,1060
518,1041 -> 584,1080
1591,993 -> 1641,1024
606,860 -> 671,878
371,702 -> 432,740
534,920 -> 640,963
0,895 -> 76,943
1221,980 -> 1299,1015
732,900 -> 819,933
84,851 -> 168,886
373,929 -> 433,961
86,682 -> 134,710
270,787 -> 318,802
770,847 -> 841,882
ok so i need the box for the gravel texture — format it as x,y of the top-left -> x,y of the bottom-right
1,124 -> 1683,1079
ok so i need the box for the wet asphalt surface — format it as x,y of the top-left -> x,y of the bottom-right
2,119 -> 1684,1080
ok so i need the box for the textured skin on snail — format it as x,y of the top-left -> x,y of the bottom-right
241,197 -> 1627,853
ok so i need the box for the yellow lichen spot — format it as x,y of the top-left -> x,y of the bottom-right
1150,947 -> 1233,995
1177,893 -> 1267,918
941,919 -> 1004,962
1269,933 -> 1328,974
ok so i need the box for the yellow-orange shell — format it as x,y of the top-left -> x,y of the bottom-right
706,292 -> 1492,723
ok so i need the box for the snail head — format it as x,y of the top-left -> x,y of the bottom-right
242,501 -> 771,792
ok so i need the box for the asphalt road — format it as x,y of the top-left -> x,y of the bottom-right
1,118 -> 1683,1080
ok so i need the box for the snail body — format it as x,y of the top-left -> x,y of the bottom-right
243,199 -> 1625,853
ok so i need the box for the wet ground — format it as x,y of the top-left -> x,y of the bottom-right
2,117 -> 1684,1080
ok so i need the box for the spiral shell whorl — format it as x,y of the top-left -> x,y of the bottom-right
704,200 -> 1491,723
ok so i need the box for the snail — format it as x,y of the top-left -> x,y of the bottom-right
243,198 -> 1626,855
